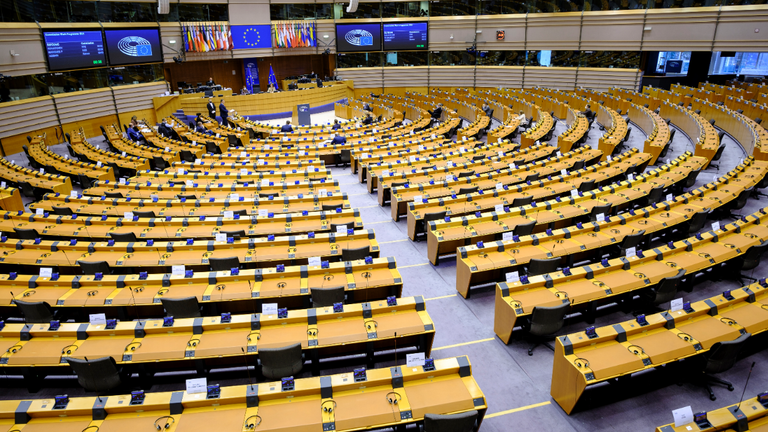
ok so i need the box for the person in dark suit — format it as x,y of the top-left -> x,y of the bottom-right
482,103 -> 493,118
363,102 -> 373,112
316,77 -> 323,88
127,121 -> 145,143
331,120 -> 341,131
219,99 -> 229,126
582,104 -> 593,120
195,121 -> 214,136
206,77 -> 215,86
206,98 -> 216,120
281,121 -> 293,133
331,132 -> 346,144
429,103 -> 443,120
309,71 -> 317,78
158,121 -> 173,139
362,114 -> 373,125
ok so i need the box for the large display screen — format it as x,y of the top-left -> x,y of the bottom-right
336,23 -> 382,53
43,30 -> 107,71
383,22 -> 428,51
104,28 -> 163,66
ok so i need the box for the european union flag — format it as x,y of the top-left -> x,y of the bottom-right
232,25 -> 272,50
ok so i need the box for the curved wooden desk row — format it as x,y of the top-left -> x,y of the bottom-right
363,137 -> 493,192
84,179 -> 341,201
407,147 -> 619,242
494,204 -> 768,345
656,396 -> 767,432
27,143 -> 114,182
0,208 -> 363,241
0,296 -> 433,376
426,152 -> 702,266
0,356 -> 486,432
0,186 -> 23,212
458,158 -> 768,297
660,100 -> 720,167
596,104 -> 629,159
107,136 -> 182,164
0,228 -> 380,274
134,167 -> 332,183
403,92 -> 491,141
610,88 -> 661,113
69,131 -> 151,172
0,257 -> 403,317
386,142 -> 574,221
556,109 -> 589,154
629,104 -> 670,166
0,159 -> 72,194
686,96 -> 768,161
28,193 -> 351,218
552,282 -> 768,415
107,124 -> 227,159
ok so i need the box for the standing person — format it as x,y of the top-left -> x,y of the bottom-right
331,119 -> 341,131
281,121 -> 293,132
207,98 -> 216,120
219,99 -> 229,127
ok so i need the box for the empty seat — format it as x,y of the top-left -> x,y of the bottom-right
341,246 -> 370,261
13,300 -> 57,323
259,343 -> 303,381
221,230 -> 246,240
423,410 -> 479,432
160,296 -> 202,318
322,204 -> 343,212
331,222 -> 354,232
511,196 -> 533,207
457,186 -> 478,195
525,302 -> 570,356
527,258 -> 560,276
209,256 -> 240,272
311,286 -> 346,307
133,210 -> 156,218
79,261 -> 111,275
66,357 -> 129,393
14,227 -> 40,239
104,191 -> 124,198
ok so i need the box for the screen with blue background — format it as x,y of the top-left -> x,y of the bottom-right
383,22 -> 428,51
43,30 -> 106,71
232,25 -> 272,49
336,23 -> 382,53
104,28 -> 163,66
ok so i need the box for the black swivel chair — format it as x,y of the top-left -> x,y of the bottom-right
209,257 -> 241,272
511,196 -> 533,207
724,240 -> 768,286
232,209 -> 249,217
330,222 -> 354,233
718,187 -> 753,220
709,143 -> 726,171
258,343 -> 304,381
587,204 -> 612,222
79,261 -> 111,275
423,410 -> 479,432
160,297 -> 202,318
177,194 -> 197,201
205,141 -> 222,154
342,246 -> 370,261
66,357 -> 129,393
673,210 -> 710,241
221,230 -> 246,240
104,191 -> 124,198
525,302 -> 570,356
109,232 -> 137,242
417,211 -> 447,241
311,286 -> 346,307
636,269 -> 686,313
151,157 -> 169,171
635,186 -> 664,209
457,186 -> 478,195
322,204 -> 343,212
458,171 -> 475,178
337,150 -> 351,167
689,333 -> 751,401
604,230 -> 646,259
513,220 -> 536,236
14,300 -> 58,323
526,258 -> 560,276
578,180 -> 596,193
133,211 -> 156,218
19,182 -> 46,201
14,227 -> 40,239
179,150 -> 196,163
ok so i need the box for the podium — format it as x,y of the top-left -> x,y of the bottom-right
292,103 -> 311,126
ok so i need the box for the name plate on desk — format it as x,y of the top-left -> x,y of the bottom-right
262,303 -> 278,315
186,377 -> 207,394
670,297 -> 684,312
672,406 -> 693,427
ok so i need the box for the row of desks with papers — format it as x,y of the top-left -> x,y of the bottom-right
426,150 -> 693,267
552,281 -> 768,414
0,257 -> 403,317
0,208 -> 363,241
457,158 -> 768,297
385,141 -> 568,221
0,296 -> 434,377
0,228 -> 380,273
494,203 -> 768,347
28,193 -> 351,218
136,167 -> 332,183
0,356 -> 486,432
69,130 -> 150,173
405,146 -> 611,243
656,394 -> 768,432
27,142 -> 114,182
0,158 -> 72,194
555,109 -> 589,154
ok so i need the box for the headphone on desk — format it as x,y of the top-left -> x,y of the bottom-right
322,400 -> 337,413
187,337 -> 201,348
365,320 -> 378,331
244,415 -> 262,429
386,392 -> 402,405
154,416 -> 175,430
81,426 -> 99,432
677,332 -> 693,342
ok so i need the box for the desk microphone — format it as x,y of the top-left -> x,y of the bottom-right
129,285 -> 143,325
393,331 -> 398,366
240,347 -> 255,392
734,361 -> 756,413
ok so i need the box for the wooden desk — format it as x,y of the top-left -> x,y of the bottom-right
596,105 -> 628,160
656,395 -> 767,431
27,143 -> 114,182
556,109 -> 589,154
0,356 -> 485,432
0,257 -> 403,318
0,186 -> 23,211
631,104 -> 670,166
0,158 -> 72,194
660,101 -> 719,167
69,131 -> 150,173
553,282 -> 768,415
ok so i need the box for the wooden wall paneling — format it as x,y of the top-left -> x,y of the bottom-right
160,23 -> 184,64
154,95 -> 182,120
526,12 -> 582,51
336,68 -> 383,89
383,67 -> 428,90
714,5 -> 768,52
0,96 -> 61,154
642,8 -> 719,51
316,21 -> 337,55
165,59 -> 244,92
580,10 -> 645,51
113,83 -> 169,118
354,88 -> 382,99
427,66 -> 475,88
576,68 -> 641,92
475,66 -> 524,89
53,89 -> 116,125
523,67 -> 578,90
228,1 -> 271,26
118,108 -> 157,130
0,24 -> 48,76
429,17 -> 477,51
61,114 -> 120,140
476,16 -> 527,51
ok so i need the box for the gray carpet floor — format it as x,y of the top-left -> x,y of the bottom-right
2,113 -> 766,432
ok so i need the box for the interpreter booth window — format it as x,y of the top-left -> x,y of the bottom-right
476,51 -> 527,66
579,51 -> 641,69
429,0 -> 477,16
0,76 -> 40,103
316,3 -> 334,19
108,64 -> 164,87
98,2 -> 156,22
478,0 -> 526,14
709,51 -> 768,76
384,52 -> 429,66
382,1 -> 428,17
429,51 -> 476,66
38,68 -> 109,96
337,53 -> 384,68
270,3 -> 317,20
334,2 -> 382,19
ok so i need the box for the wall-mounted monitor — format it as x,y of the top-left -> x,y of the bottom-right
382,22 -> 428,51
42,30 -> 107,72
104,28 -> 163,66
336,23 -> 382,53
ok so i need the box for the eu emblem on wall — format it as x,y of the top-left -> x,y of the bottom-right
231,25 -> 272,49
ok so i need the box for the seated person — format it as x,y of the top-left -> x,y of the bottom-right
281,120 -> 294,133
331,132 -> 346,144
482,103 -> 493,118
428,103 -> 443,120
206,77 -> 215,87
288,82 -> 298,90
316,77 -> 323,88
196,121 -> 213,136
195,112 -> 205,124
582,104 -> 594,120
157,121 -> 175,139
363,102 -> 373,112
240,86 -> 250,95
267,83 -> 278,93
331,119 -> 341,131
127,121 -> 145,143
362,114 -> 373,125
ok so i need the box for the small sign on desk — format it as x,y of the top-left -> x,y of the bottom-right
89,313 -> 107,326
186,377 -> 207,394
506,271 -> 519,283
406,352 -> 425,367
670,297 -> 684,312
672,406 -> 694,427
172,265 -> 185,276
262,303 -> 278,315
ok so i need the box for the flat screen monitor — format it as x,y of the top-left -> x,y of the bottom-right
382,22 -> 428,51
104,28 -> 163,66
336,23 -> 382,53
42,30 -> 107,72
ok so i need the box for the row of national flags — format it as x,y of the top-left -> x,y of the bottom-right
272,21 -> 316,49
182,23 -> 233,53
